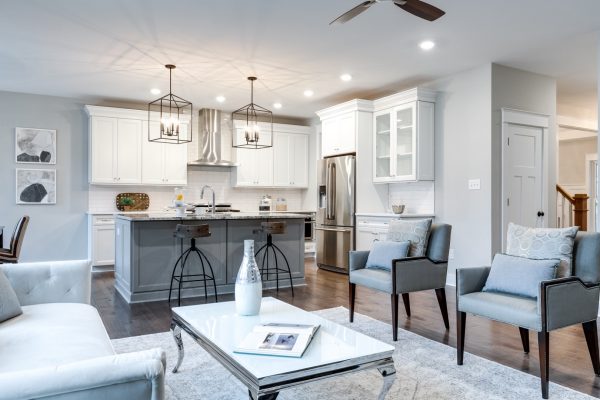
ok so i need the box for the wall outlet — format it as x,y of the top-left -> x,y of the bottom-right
449,248 -> 455,260
468,179 -> 481,190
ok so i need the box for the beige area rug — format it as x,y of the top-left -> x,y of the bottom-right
112,307 -> 594,399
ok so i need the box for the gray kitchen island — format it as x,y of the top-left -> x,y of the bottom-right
114,213 -> 306,303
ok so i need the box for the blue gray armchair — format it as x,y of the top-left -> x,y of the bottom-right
349,223 -> 452,341
456,232 -> 600,399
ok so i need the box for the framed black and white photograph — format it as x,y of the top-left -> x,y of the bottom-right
15,127 -> 57,164
16,168 -> 57,204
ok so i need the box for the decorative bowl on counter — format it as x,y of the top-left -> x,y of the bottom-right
392,204 -> 405,214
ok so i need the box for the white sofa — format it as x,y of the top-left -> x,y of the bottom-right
0,260 -> 165,400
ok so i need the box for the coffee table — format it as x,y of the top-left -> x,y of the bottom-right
171,297 -> 396,399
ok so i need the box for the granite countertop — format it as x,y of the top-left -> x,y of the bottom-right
115,212 -> 309,221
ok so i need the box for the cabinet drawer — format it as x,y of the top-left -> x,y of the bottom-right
92,215 -> 115,225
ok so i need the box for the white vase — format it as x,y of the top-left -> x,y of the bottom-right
235,240 -> 262,316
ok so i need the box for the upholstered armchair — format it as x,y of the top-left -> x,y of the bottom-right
349,223 -> 452,340
456,232 -> 600,399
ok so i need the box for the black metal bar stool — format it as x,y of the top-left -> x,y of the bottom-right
254,221 -> 294,296
168,224 -> 218,306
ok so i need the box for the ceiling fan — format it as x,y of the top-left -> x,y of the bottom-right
330,0 -> 445,25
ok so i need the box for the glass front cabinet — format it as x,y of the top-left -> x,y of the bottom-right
373,100 -> 434,183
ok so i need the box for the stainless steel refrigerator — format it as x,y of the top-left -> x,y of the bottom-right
316,155 -> 355,273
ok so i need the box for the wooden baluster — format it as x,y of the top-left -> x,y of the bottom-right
573,194 -> 589,231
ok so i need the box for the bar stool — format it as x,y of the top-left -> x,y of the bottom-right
254,221 -> 294,296
168,224 -> 218,306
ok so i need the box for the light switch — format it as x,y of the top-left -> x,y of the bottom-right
468,179 -> 481,190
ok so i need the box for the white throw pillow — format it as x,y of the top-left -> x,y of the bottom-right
505,223 -> 578,278
387,219 -> 432,257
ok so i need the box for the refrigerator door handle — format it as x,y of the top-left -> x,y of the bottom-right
325,163 -> 331,219
330,162 -> 336,220
315,226 -> 352,233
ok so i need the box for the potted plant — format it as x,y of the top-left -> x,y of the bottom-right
120,197 -> 135,211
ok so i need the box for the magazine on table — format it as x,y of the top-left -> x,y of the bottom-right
234,323 -> 320,358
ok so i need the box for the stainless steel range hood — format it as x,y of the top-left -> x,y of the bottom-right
188,108 -> 238,167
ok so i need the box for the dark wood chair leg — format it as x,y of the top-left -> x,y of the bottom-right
401,293 -> 411,317
538,331 -> 549,399
435,288 -> 450,330
519,327 -> 530,353
457,311 -> 466,365
582,321 -> 600,376
391,293 -> 399,341
349,283 -> 356,323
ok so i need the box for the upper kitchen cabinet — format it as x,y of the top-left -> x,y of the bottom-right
232,121 -> 311,188
372,88 -> 436,183
316,100 -> 373,158
142,120 -> 188,185
86,105 -> 189,186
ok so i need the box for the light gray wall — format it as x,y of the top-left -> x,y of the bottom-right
424,65 -> 493,275
491,64 -> 557,253
0,91 -> 88,262
558,137 -> 597,185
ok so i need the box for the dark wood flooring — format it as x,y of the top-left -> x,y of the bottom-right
92,258 -> 600,397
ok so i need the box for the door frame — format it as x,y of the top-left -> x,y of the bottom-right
585,153 -> 598,232
501,108 -> 551,250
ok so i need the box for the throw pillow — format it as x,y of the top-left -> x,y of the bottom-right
387,218 -> 433,257
366,240 -> 410,270
483,253 -> 559,298
0,269 -> 22,322
505,222 -> 578,278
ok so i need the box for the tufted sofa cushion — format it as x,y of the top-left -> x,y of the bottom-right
2,260 -> 91,305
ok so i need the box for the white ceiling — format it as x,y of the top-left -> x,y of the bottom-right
0,0 -> 598,119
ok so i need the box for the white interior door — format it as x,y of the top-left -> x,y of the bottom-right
502,109 -> 549,249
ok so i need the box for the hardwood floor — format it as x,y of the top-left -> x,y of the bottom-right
92,258 -> 600,397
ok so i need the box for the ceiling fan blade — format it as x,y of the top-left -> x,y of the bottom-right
394,0 -> 445,21
330,1 -> 376,25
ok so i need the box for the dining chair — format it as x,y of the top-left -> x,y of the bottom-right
0,216 -> 30,263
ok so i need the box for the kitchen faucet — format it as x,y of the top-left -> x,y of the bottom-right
200,185 -> 216,214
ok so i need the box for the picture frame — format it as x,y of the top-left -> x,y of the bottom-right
16,168 -> 57,205
15,127 -> 57,164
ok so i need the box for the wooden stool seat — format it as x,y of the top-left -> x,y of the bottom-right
173,224 -> 211,239
259,221 -> 286,235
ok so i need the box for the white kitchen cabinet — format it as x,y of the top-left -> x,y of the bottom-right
233,129 -> 273,187
373,97 -> 435,183
356,220 -> 389,251
321,113 -> 356,157
142,120 -> 188,185
86,105 -> 189,186
273,132 -> 309,188
88,215 -> 115,268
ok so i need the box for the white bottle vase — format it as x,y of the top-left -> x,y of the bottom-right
235,240 -> 262,316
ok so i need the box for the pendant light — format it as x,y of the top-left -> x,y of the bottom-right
232,77 -> 273,149
148,64 -> 192,144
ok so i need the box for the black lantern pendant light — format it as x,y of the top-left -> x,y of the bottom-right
232,77 -> 273,149
148,64 -> 192,144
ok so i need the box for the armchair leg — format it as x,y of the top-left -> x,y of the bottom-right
457,311 -> 466,365
519,327 -> 530,353
435,288 -> 450,330
582,321 -> 600,376
349,283 -> 356,323
391,294 -> 399,341
402,293 -> 411,317
538,331 -> 549,399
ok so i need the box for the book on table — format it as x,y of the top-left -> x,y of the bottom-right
234,323 -> 320,358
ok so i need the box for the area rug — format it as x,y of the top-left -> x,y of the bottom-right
112,307 -> 592,399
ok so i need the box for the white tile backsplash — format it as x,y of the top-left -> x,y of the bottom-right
388,181 -> 435,214
88,168 -> 305,213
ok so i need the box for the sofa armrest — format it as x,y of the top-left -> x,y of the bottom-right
0,348 -> 166,400
349,251 -> 370,272
456,267 -> 491,297
541,277 -> 600,331
1,260 -> 92,305
392,257 -> 448,293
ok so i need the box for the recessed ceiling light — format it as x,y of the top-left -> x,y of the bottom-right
303,89 -> 314,97
340,74 -> 352,82
419,40 -> 435,51
150,88 -> 161,95
273,102 -> 282,109
216,95 -> 226,103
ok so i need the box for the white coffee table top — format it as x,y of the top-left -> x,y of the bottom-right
172,297 -> 395,381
